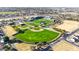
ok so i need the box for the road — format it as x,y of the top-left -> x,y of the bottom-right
50,27 -> 79,48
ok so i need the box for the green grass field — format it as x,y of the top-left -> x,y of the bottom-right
31,18 -> 53,26
0,12 -> 17,14
15,29 -> 60,43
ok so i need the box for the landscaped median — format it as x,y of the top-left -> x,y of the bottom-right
15,29 -> 60,43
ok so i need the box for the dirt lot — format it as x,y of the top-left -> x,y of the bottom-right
15,43 -> 32,51
53,40 -> 79,51
56,20 -> 79,32
2,26 -> 17,37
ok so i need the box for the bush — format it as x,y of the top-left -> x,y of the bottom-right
18,29 -> 24,33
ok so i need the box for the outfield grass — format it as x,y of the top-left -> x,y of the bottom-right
32,18 -> 53,26
15,29 -> 60,43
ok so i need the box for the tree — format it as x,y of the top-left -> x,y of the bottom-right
3,45 -> 11,51
4,36 -> 10,44
18,29 -> 24,33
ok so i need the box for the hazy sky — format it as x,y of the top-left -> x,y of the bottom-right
0,0 -> 79,7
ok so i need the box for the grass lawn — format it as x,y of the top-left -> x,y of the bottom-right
15,29 -> 60,43
30,18 -> 53,26
0,12 -> 17,14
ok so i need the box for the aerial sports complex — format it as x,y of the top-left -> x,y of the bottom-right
1,15 -> 66,51
14,17 -> 61,43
